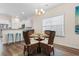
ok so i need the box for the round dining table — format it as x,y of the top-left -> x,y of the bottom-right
29,33 -> 49,53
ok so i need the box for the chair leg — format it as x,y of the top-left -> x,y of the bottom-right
46,47 -> 54,56
45,47 -> 50,56
23,45 -> 26,55
47,53 -> 50,56
28,53 -> 30,56
27,46 -> 30,56
52,47 -> 54,55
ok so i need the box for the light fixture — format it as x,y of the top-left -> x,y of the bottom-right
35,8 -> 45,16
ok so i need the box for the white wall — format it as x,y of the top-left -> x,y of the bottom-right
45,3 -> 79,49
32,16 -> 43,33
32,3 -> 79,49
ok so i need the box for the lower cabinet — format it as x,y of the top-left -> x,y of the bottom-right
0,39 -> 3,55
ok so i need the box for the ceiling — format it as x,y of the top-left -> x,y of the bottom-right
0,3 -> 60,20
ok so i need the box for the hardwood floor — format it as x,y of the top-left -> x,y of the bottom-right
3,42 -> 25,56
2,41 -> 79,56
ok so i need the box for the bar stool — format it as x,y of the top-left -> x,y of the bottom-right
15,33 -> 21,42
18,33 -> 21,41
7,33 -> 14,44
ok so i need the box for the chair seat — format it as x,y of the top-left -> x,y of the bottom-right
40,38 -> 48,44
40,38 -> 54,48
48,44 -> 54,47
30,38 -> 39,44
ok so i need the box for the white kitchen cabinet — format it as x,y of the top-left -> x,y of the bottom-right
0,39 -> 3,55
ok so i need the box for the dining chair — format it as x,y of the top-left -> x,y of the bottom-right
28,29 -> 34,36
23,30 -> 39,56
40,31 -> 56,56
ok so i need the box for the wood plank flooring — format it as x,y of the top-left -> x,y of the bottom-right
2,41 -> 79,56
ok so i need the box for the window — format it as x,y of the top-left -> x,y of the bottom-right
42,15 -> 64,36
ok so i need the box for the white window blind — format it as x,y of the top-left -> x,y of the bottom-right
42,15 -> 64,36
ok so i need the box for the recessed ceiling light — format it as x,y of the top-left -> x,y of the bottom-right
22,12 -> 24,14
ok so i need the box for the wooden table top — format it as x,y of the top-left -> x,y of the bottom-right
29,33 -> 49,41
30,33 -> 49,37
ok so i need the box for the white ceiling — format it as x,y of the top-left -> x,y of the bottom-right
0,3 -> 60,20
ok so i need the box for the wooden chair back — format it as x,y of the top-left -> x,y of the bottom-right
48,31 -> 56,45
23,31 -> 30,45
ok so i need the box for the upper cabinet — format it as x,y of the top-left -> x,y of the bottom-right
11,17 -> 21,29
0,16 -> 11,29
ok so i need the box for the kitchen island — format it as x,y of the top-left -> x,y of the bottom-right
2,29 -> 24,44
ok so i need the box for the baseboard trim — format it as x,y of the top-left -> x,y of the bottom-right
54,43 -> 79,55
